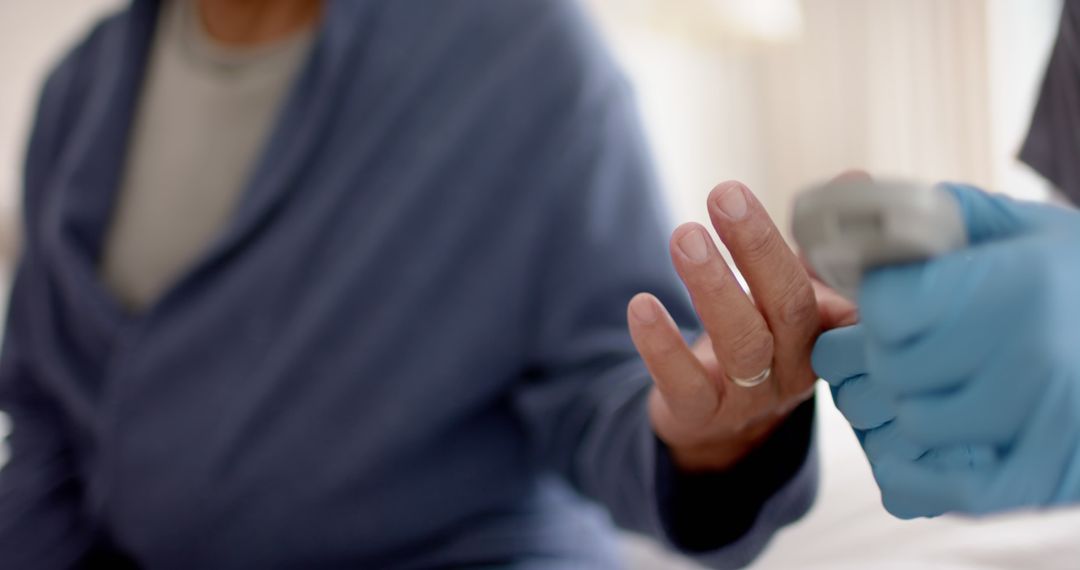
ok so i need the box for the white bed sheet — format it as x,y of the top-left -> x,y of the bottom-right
625,383 -> 1080,569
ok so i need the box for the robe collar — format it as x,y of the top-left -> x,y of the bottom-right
44,0 -> 376,333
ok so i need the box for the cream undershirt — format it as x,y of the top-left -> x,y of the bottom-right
101,0 -> 313,312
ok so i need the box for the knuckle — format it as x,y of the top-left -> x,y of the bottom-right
739,225 -> 781,264
696,269 -> 735,299
775,280 -> 817,328
728,327 -> 774,370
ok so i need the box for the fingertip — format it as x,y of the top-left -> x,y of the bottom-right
871,458 -> 938,520
709,180 -> 751,201
671,221 -> 709,242
669,223 -> 715,266
881,494 -> 934,521
708,181 -> 755,223
628,293 -> 660,326
810,330 -> 838,382
811,324 -> 867,386
627,294 -> 684,358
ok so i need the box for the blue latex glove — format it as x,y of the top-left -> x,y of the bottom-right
813,323 -> 997,519
814,183 -> 1080,519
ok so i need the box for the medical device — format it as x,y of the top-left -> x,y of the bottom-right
791,179 -> 967,300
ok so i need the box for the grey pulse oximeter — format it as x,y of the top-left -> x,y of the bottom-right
792,179 -> 968,301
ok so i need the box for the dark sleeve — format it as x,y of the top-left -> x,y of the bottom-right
0,21 -> 129,569
0,268 -> 96,569
660,398 -> 816,553
1019,0 -> 1080,205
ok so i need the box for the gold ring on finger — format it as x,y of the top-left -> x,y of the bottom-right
729,367 -> 771,388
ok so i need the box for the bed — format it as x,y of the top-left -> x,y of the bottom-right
625,384 -> 1080,569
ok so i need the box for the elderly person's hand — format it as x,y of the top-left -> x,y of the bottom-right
628,181 -> 855,472
815,182 -> 1080,518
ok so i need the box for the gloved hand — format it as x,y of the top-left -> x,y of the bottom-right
813,183 -> 1080,519
813,322 -> 997,518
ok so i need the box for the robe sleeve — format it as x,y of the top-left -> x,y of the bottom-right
0,268 -> 100,569
0,25 -> 131,568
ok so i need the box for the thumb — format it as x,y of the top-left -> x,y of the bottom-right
941,183 -> 1039,244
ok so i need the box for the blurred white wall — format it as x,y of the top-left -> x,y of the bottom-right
986,0 -> 1062,201
0,0 -> 120,508
0,0 -> 124,281
588,0 -> 1062,240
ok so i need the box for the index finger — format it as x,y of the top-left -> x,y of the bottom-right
626,293 -> 719,425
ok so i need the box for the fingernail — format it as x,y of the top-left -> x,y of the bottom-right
678,229 -> 709,263
630,295 -> 658,324
715,185 -> 749,221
